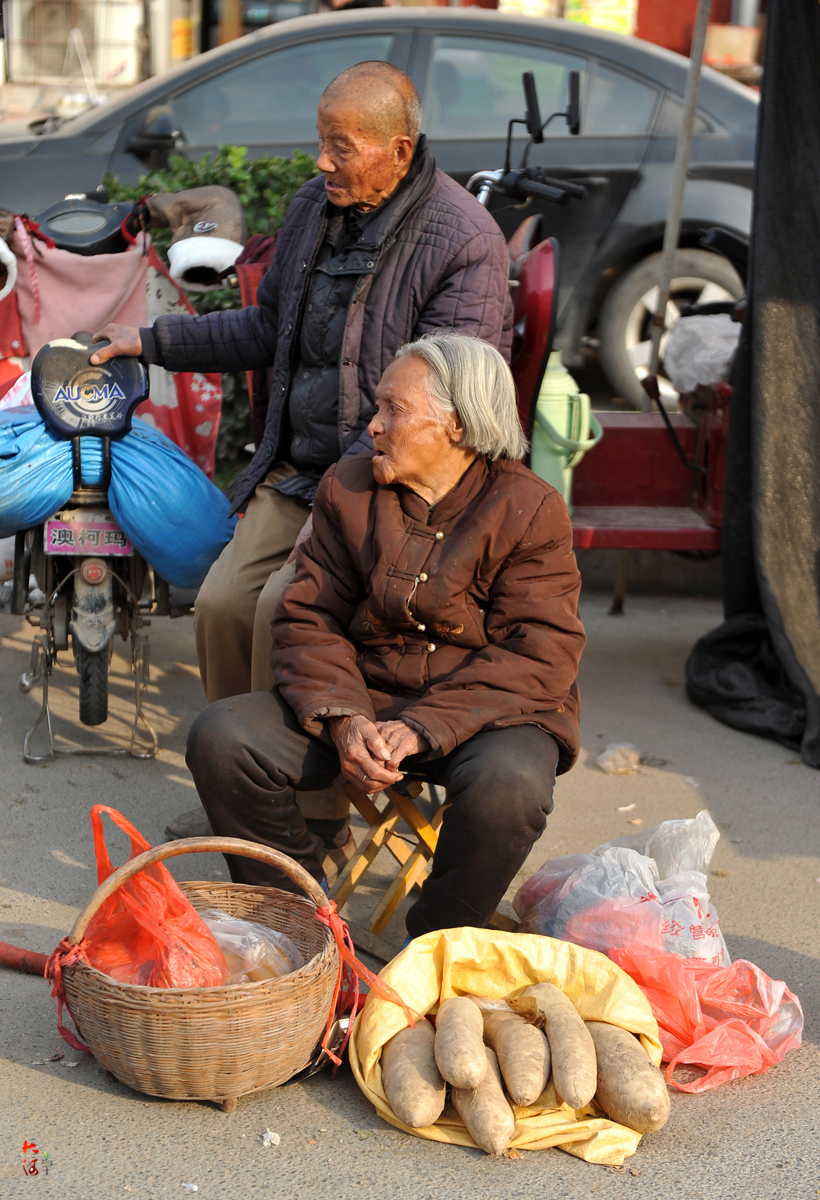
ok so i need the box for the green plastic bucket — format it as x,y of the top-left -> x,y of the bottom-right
529,353 -> 603,512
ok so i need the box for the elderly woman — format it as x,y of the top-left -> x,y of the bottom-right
186,333 -> 585,937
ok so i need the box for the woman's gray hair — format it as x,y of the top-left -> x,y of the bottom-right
394,333 -> 528,461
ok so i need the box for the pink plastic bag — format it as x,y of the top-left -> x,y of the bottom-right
610,947 -> 803,1092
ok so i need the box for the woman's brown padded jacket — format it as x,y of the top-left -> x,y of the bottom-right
270,453 -> 585,773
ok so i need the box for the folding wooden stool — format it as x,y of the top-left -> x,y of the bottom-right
331,780 -> 516,962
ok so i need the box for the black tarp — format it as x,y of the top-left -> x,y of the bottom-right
685,0 -> 820,767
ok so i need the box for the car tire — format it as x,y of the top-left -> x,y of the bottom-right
597,249 -> 744,407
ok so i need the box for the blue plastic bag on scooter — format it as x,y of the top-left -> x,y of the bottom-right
108,419 -> 237,588
0,409 -> 236,588
0,407 -> 76,535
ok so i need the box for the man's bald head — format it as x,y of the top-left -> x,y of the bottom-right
321,61 -> 422,148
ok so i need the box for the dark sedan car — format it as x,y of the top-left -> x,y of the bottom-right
0,9 -> 756,403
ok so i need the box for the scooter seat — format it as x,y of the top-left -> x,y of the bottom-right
31,332 -> 149,440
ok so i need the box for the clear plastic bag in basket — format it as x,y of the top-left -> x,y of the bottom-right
199,909 -> 305,984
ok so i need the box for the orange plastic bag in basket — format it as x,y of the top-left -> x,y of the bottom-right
83,805 -> 228,988
610,947 -> 802,1093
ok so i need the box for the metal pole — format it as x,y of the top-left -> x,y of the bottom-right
644,0 -> 713,409
731,0 -> 759,26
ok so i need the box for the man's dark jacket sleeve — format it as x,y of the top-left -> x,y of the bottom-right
140,244 -> 281,373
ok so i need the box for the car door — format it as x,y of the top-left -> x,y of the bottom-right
414,32 -> 659,317
107,29 -> 411,182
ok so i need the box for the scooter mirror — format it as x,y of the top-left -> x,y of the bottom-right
566,70 -> 581,136
522,72 -> 544,144
126,106 -> 179,168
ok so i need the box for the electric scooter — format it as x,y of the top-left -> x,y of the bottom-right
14,333 -> 163,762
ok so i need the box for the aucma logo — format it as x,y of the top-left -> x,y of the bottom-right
54,382 -> 127,406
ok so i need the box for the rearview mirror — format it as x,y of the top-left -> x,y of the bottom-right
127,107 -> 179,167
566,70 -> 581,136
523,71 -> 544,144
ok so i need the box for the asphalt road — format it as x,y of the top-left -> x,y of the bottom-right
0,593 -> 817,1199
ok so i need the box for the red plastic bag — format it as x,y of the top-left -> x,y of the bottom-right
83,805 -> 228,988
610,947 -> 803,1093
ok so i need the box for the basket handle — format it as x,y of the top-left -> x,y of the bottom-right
67,836 -> 330,945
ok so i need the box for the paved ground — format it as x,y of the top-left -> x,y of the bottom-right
0,593 -> 817,1199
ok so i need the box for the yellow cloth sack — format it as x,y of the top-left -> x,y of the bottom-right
349,927 -> 664,1166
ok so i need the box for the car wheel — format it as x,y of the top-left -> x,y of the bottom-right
597,249 -> 744,407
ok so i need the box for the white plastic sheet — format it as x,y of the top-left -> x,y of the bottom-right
664,314 -> 741,392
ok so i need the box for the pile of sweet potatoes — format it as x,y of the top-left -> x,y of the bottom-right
380,983 -> 669,1156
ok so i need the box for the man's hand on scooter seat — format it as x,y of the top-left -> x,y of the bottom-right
89,324 -> 143,365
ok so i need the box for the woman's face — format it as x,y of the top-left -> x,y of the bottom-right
368,357 -> 463,492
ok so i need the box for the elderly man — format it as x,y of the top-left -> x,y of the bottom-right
93,60 -> 512,848
186,334 -> 585,938
93,61 -> 512,702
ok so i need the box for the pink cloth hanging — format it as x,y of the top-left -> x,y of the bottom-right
10,231 -> 222,478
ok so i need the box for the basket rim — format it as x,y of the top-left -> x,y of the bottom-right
65,880 -> 338,997
65,942 -> 334,997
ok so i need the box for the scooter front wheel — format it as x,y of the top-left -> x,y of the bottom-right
77,645 -> 109,727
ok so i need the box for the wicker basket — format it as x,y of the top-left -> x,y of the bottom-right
60,837 -> 339,1110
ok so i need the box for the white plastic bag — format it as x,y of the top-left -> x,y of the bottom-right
595,742 -> 641,775
514,810 -> 729,966
199,909 -> 305,984
0,371 -> 33,412
594,808 -> 720,877
0,534 -> 14,583
663,314 -> 741,393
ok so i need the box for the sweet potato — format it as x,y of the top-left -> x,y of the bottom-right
434,996 -> 487,1089
586,1021 -> 670,1133
483,1011 -> 551,1106
514,982 -> 597,1110
381,1021 -> 447,1129
451,1047 -> 516,1156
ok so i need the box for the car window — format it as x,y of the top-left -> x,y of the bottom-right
172,34 -> 395,147
585,64 -> 659,135
424,36 -> 587,141
653,94 -> 712,136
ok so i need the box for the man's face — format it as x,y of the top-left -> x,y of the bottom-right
316,97 -> 412,211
